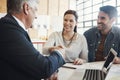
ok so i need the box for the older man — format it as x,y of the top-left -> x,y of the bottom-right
0,0 -> 65,80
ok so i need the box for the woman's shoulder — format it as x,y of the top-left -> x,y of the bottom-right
76,33 -> 85,38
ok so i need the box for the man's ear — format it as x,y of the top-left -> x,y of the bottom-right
23,3 -> 29,15
111,17 -> 116,23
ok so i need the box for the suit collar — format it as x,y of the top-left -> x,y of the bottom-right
3,14 -> 31,42
12,15 -> 26,31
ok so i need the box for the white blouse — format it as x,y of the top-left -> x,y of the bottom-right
42,31 -> 88,62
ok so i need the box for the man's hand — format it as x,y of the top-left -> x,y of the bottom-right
113,57 -> 120,64
49,45 -> 66,60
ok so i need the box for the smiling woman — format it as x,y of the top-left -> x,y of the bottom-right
42,10 -> 88,80
43,10 -> 88,65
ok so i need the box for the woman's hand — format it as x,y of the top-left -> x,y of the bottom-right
48,45 -> 63,53
73,58 -> 84,65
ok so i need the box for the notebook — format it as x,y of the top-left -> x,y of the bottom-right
82,48 -> 117,80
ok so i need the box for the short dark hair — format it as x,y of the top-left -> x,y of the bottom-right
100,5 -> 118,19
64,10 -> 78,32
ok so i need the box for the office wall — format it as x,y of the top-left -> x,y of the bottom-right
0,0 -> 6,13
38,0 -> 70,16
0,0 -> 76,16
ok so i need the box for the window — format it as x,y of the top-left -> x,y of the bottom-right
76,0 -> 120,31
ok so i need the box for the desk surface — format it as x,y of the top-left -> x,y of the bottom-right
58,61 -> 120,80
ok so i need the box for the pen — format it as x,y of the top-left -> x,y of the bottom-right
66,62 -> 74,63
62,62 -> 76,69
62,66 -> 76,69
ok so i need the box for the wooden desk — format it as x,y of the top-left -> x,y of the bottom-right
58,62 -> 120,80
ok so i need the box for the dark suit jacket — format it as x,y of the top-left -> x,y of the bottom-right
0,14 -> 65,80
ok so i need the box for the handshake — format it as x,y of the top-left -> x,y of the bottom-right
48,45 -> 65,59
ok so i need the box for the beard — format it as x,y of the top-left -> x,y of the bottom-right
97,22 -> 107,31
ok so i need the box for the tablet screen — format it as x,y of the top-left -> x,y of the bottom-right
102,48 -> 117,72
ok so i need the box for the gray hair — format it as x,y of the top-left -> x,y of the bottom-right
7,0 -> 39,14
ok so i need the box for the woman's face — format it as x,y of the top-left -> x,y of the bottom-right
63,14 -> 77,32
